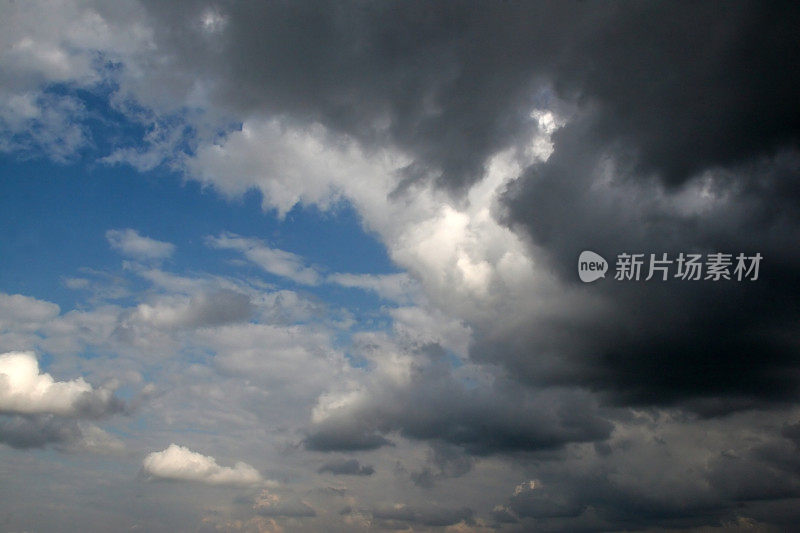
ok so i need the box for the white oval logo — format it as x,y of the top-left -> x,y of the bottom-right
578,251 -> 608,282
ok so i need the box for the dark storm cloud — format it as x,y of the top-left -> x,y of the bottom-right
706,423 -> 800,502
303,425 -> 392,452
491,3 -> 800,412
555,3 -> 800,187
136,1 -> 800,191
137,0 -> 546,190
782,420 -> 800,446
317,458 -> 374,476
496,109 -> 800,412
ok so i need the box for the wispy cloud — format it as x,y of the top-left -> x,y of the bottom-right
206,232 -> 321,285
327,272 -> 418,303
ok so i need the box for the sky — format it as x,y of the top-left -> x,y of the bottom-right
0,1 -> 799,531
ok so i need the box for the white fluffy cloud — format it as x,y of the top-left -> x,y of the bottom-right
142,444 -> 264,487
106,229 -> 175,260
0,351 -> 119,418
187,119 -> 407,217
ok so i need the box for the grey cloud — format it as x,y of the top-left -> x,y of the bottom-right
781,421 -> 800,447
0,414 -> 80,449
184,290 -> 253,328
305,344 -> 612,454
317,458 -> 374,476
304,425 -> 392,453
409,441 -> 473,488
71,388 -> 127,419
408,467 -> 436,489
510,490 -> 586,521
706,451 -> 800,503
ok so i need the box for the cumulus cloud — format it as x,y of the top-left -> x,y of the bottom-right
106,229 -> 175,260
189,119 -> 542,321
0,351 -> 124,452
207,233 -> 321,285
141,444 -> 264,487
187,119 -> 379,217
0,351 -> 122,418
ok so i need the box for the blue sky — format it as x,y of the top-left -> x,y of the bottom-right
0,148 -> 402,317
2,2 -> 800,532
